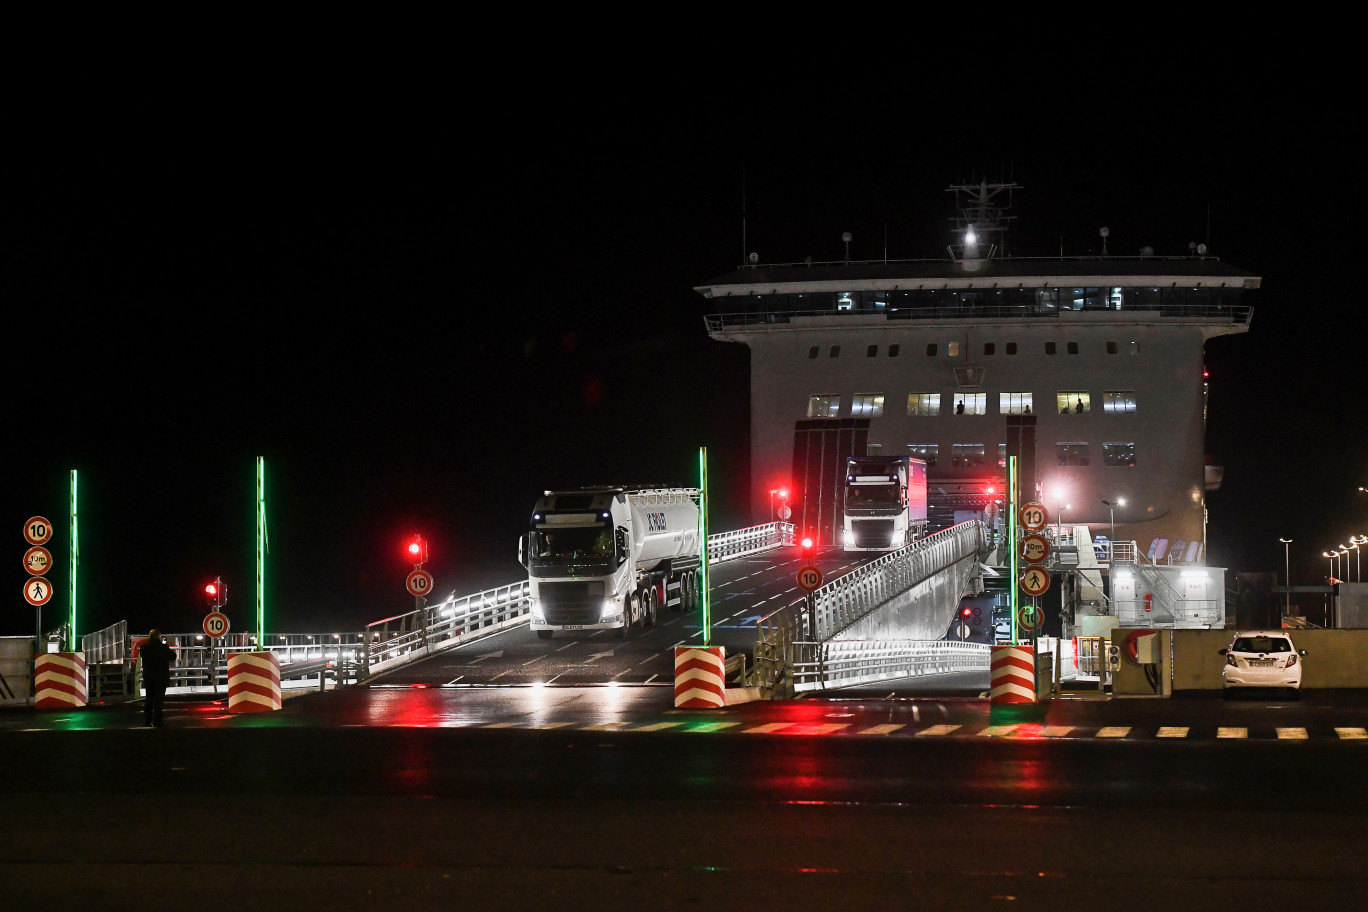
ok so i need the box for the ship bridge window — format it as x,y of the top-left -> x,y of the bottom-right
907,444 -> 938,466
907,393 -> 941,417
851,393 -> 885,417
1000,392 -> 1034,415
1103,442 -> 1136,467
807,395 -> 840,418
953,393 -> 986,416
1057,391 -> 1091,414
1103,391 -> 1137,413
952,443 -> 988,467
1055,442 -> 1091,466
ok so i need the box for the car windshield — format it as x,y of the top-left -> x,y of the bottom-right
1232,636 -> 1291,653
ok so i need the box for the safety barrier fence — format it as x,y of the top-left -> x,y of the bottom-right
1110,542 -> 1222,628
705,302 -> 1253,333
798,640 -> 991,692
809,521 -> 987,641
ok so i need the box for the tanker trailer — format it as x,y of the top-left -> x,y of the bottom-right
518,487 -> 703,639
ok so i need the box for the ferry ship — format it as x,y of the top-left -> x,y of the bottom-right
697,180 -> 1257,585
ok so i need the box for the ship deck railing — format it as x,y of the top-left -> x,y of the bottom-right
706,302 -> 1252,332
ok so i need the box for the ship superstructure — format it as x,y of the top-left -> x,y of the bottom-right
697,180 -> 1258,570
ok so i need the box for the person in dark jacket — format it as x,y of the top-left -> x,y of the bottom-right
140,629 -> 176,727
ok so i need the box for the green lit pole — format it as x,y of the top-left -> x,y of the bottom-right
256,457 -> 267,646
1008,455 -> 1018,646
69,470 -> 79,651
698,447 -> 710,646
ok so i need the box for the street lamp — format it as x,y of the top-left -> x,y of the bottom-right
1279,537 -> 1292,616
1324,550 -> 1339,582
1102,498 -> 1126,559
768,488 -> 789,523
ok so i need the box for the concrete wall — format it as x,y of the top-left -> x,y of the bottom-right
1,636 -> 36,704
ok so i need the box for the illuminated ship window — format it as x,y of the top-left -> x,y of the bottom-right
837,293 -> 855,311
907,393 -> 941,417
851,393 -> 885,417
1067,341 -> 1079,354
1103,442 -> 1136,467
1000,392 -> 1033,415
1055,442 -> 1090,466
998,443 -> 1007,467
926,343 -> 938,356
1045,342 -> 1057,355
808,346 -> 819,359
948,342 -> 961,357
1006,342 -> 1017,355
952,393 -> 986,416
1056,391 -> 1091,414
807,395 -> 840,418
907,444 -> 938,466
1103,391 -> 1137,413
952,443 -> 988,467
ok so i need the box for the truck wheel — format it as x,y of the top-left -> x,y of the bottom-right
536,630 -> 553,640
644,587 -> 658,627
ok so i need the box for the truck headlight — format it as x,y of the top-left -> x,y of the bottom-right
529,598 -> 544,622
600,598 -> 621,621
843,530 -> 855,548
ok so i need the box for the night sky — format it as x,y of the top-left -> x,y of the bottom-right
4,47 -> 1363,638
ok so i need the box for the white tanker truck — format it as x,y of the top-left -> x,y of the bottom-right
518,486 -> 703,639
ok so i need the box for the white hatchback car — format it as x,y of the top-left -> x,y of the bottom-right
1219,630 -> 1307,698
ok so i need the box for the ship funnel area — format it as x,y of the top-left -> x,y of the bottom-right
946,179 -> 1021,273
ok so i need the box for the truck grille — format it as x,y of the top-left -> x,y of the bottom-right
540,581 -> 605,625
852,520 -> 895,548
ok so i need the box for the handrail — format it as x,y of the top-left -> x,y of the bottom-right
706,304 -> 1252,333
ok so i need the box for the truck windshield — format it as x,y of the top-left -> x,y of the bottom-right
531,525 -> 614,565
846,485 -> 900,506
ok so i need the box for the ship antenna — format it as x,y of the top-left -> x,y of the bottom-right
740,156 -> 747,266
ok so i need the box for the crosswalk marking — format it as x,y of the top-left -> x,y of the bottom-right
1276,727 -> 1308,740
630,721 -> 683,732
481,722 -> 519,728
783,723 -> 850,735
1217,727 -> 1248,739
581,722 -> 629,731
1157,726 -> 1189,738
859,724 -> 905,735
978,724 -> 1020,737
1096,726 -> 1130,738
916,724 -> 962,736
1336,727 -> 1368,740
687,721 -> 739,733
743,722 -> 791,734
1040,726 -> 1074,738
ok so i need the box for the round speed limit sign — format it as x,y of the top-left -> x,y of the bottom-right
203,611 -> 230,638
1019,502 -> 1048,532
796,565 -> 823,592
406,569 -> 434,597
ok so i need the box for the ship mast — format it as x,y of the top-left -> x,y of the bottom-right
946,178 -> 1021,270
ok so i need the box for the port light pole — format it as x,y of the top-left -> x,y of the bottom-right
1102,498 -> 1125,559
1279,538 -> 1292,616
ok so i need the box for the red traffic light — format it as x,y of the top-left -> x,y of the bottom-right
407,541 -> 422,558
204,582 -> 218,597
962,606 -> 972,617
406,535 -> 428,564
801,535 -> 814,550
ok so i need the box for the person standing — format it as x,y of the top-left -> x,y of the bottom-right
140,629 -> 175,727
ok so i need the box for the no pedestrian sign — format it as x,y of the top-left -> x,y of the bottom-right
24,577 -> 53,606
1019,566 -> 1050,596
406,569 -> 433,597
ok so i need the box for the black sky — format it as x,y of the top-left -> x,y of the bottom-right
4,42 -> 1364,637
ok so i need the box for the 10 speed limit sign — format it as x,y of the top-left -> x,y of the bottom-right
406,569 -> 434,597
203,611 -> 230,638
1018,502 -> 1048,532
796,565 -> 823,592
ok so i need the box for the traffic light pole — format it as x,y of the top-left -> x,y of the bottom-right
1008,456 -> 1019,646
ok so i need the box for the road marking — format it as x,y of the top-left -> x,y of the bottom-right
979,724 -> 1020,737
858,724 -> 905,735
751,600 -> 768,608
531,721 -> 575,730
1217,727 -> 1247,739
1336,727 -> 1368,740
687,721 -> 739,733
555,642 -> 577,652
916,724 -> 961,736
1039,726 -> 1074,738
1276,727 -> 1308,740
631,721 -> 683,732
482,722 -> 519,728
784,723 -> 850,735
581,722 -> 629,731
1096,727 -> 1130,738
634,655 -> 660,667
743,722 -> 791,734
1157,726 -> 1189,738
520,656 -> 545,666
444,676 -> 464,685
644,674 -> 658,684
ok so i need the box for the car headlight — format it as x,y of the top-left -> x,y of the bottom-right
529,598 -> 544,622
600,598 -> 621,621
